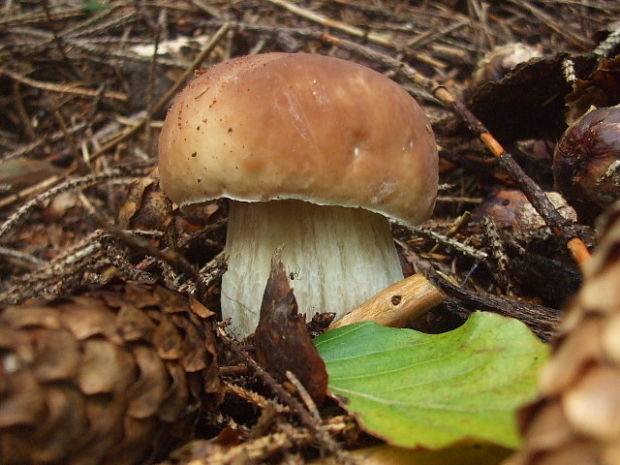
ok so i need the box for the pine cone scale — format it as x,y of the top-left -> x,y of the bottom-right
0,371 -> 45,427
507,201 -> 620,464
128,344 -> 170,419
78,338 -> 136,395
563,366 -> 620,440
0,283 -> 219,465
61,299 -> 122,343
33,328 -> 81,381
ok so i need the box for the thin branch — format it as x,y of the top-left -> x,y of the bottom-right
0,5 -> 83,27
413,225 -> 488,261
422,263 -> 560,341
506,0 -> 592,50
217,328 -> 358,465
266,0 -> 396,48
0,67 -> 127,101
0,245 -> 45,266
0,165 -> 150,240
265,0 -> 446,69
1,121 -> 87,162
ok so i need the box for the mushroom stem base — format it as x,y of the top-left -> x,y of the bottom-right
221,200 -> 404,338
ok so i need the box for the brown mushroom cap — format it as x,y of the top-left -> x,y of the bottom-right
158,52 -> 438,226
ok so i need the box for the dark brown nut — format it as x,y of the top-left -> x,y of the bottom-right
472,189 -> 576,240
553,105 -> 620,223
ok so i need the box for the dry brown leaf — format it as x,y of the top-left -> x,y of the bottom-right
254,249 -> 328,405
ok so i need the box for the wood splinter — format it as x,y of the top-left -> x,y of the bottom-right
329,273 -> 445,330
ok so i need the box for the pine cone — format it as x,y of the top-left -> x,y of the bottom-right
0,283 -> 219,465
507,202 -> 620,465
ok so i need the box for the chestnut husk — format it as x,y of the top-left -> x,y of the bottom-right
553,105 -> 620,223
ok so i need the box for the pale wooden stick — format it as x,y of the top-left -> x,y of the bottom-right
329,273 -> 445,329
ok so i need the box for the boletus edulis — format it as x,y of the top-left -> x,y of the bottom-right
158,52 -> 438,338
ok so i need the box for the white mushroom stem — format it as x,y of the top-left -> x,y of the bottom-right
221,199 -> 404,338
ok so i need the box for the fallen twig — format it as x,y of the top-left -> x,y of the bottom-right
0,165 -> 150,240
330,272 -> 445,330
331,260 -> 560,341
0,67 -> 128,101
217,327 -> 357,465
423,263 -> 561,341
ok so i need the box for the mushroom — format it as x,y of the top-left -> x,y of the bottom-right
158,53 -> 438,338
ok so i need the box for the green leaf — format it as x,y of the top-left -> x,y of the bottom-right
315,312 -> 548,450
82,1 -> 110,12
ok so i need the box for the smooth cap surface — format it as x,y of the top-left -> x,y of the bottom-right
158,52 -> 438,225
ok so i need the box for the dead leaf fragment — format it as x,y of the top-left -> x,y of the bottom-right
254,249 -> 328,405
468,53 -> 597,142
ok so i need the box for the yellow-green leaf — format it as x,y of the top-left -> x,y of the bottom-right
315,312 -> 548,449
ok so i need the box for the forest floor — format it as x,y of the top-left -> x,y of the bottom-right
1,1 -> 620,464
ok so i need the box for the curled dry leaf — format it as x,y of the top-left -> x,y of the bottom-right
0,283 -> 220,465
117,167 -> 171,232
468,52 -> 597,142
254,249 -> 328,405
506,200 -> 620,465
